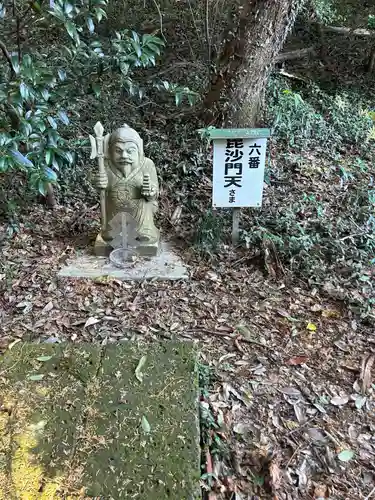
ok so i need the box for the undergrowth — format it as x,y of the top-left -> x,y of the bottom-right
266,75 -> 373,152
243,75 -> 375,319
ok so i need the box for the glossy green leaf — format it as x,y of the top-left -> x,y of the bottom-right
41,89 -> 50,101
45,150 -> 53,166
47,116 -> 57,129
65,21 -> 77,40
10,150 -> 34,168
45,167 -> 57,182
92,82 -> 101,97
0,157 -> 8,172
86,16 -> 95,33
58,110 -> 69,125
20,82 -> 29,100
38,180 -> 47,196
58,69 -> 67,81
338,450 -> 354,462
94,7 -> 106,22
65,2 -> 73,14
175,92 -> 182,106
11,54 -> 20,74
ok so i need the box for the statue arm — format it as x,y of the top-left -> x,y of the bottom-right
142,158 -> 159,200
93,159 -> 112,191
148,159 -> 159,197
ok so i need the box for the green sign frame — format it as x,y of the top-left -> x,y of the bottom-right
198,127 -> 271,140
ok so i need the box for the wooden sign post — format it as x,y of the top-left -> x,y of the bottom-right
199,127 -> 271,245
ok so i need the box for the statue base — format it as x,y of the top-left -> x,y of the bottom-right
94,232 -> 160,258
135,240 -> 159,257
58,241 -> 188,281
94,233 -> 112,257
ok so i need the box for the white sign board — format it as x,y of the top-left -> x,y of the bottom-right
212,136 -> 267,208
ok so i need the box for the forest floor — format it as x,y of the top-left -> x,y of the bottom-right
1,9 -> 375,498
0,198 -> 374,500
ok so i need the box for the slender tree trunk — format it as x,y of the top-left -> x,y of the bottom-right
204,0 -> 305,127
368,46 -> 375,73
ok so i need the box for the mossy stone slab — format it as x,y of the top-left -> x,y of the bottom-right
0,342 -> 200,499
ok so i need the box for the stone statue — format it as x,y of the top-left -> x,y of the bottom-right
90,122 -> 160,257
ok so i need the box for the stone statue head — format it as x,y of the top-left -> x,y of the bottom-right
108,124 -> 144,171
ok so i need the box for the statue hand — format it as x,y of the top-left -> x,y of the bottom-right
141,184 -> 156,200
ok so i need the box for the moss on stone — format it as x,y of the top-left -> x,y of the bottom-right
0,342 -> 200,499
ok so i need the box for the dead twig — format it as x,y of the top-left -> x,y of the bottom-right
365,486 -> 375,500
0,40 -> 14,74
151,0 -> 165,41
324,26 -> 375,37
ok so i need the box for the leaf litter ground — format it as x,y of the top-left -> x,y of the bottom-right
1,204 -> 375,499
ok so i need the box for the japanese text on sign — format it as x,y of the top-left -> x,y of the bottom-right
212,136 -> 267,208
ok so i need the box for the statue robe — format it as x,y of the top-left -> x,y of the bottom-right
103,157 -> 159,244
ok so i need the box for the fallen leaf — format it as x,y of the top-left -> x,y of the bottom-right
44,336 -> 60,344
84,317 -> 100,328
269,457 -> 282,491
307,427 -> 326,442
233,423 -> 249,435
36,355 -> 53,362
330,395 -> 349,406
307,322 -> 317,331
355,395 -> 366,410
135,355 -> 147,383
280,387 -> 301,397
16,301 -> 33,314
337,449 -> 354,462
322,309 -> 340,318
360,354 -> 374,393
310,303 -> 322,312
222,383 -> 251,407
277,309 -> 298,321
42,301 -> 53,313
8,339 -> 21,350
294,404 -> 306,423
141,415 -> 151,434
314,484 -> 328,499
27,374 -> 44,381
286,355 -> 308,365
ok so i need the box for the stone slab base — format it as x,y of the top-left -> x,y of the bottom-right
58,242 -> 188,281
0,342 -> 200,499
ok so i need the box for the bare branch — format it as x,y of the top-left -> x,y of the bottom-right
368,47 -> 375,73
151,0 -> 165,41
0,39 -> 14,73
275,46 -> 316,62
324,26 -> 375,37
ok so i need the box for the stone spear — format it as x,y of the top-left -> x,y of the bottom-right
89,121 -> 108,234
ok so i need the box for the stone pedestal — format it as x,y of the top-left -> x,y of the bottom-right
58,242 -> 188,281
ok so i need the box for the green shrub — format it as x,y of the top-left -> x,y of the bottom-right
266,75 -> 373,152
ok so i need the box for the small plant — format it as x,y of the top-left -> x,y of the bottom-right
368,14 -> 375,30
194,209 -> 225,254
266,76 -> 373,153
0,0 -> 199,214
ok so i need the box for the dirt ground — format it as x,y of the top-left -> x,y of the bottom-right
1,204 -> 374,499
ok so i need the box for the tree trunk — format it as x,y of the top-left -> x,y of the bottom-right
204,0 -> 305,127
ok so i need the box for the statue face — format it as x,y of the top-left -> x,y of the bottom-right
110,141 -> 139,169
